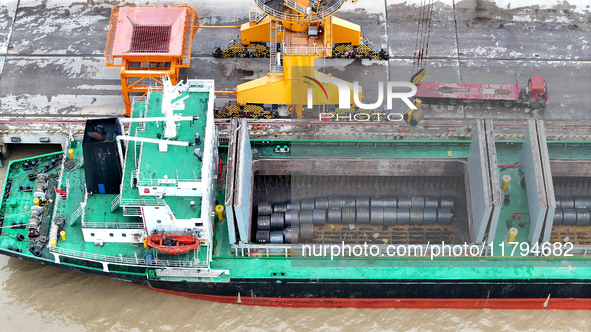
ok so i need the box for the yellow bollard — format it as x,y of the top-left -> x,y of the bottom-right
143,238 -> 148,248
60,231 -> 66,241
50,239 -> 56,247
216,205 -> 225,221
502,175 -> 512,191
508,227 -> 518,242
34,198 -> 40,206
68,149 -> 74,159
447,150 -> 452,157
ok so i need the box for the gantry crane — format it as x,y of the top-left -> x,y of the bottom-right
216,0 -> 388,119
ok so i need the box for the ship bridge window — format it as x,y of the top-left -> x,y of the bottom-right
109,233 -> 114,237
90,233 -> 95,237
122,233 -> 127,237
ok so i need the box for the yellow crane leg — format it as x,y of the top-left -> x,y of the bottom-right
295,104 -> 303,119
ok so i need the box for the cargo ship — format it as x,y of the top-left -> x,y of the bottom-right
1,0 -> 591,310
1,74 -> 591,309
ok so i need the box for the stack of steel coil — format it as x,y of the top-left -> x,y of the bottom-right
554,197 -> 591,226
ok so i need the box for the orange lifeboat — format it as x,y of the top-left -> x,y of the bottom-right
146,234 -> 199,255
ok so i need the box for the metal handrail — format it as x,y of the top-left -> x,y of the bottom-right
110,194 -> 121,212
284,0 -> 307,14
136,175 -> 202,186
49,246 -> 202,268
253,0 -> 344,22
122,206 -> 143,217
120,198 -> 167,207
69,203 -> 85,226
82,222 -> 144,229
283,46 -> 327,55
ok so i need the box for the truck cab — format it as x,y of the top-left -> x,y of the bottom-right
527,76 -> 548,107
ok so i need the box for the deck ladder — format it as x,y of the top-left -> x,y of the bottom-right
70,156 -> 84,171
110,194 -> 121,212
269,20 -> 283,73
69,203 -> 85,226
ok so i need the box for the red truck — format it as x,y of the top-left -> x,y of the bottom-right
415,76 -> 548,108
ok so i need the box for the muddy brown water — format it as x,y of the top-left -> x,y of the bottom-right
1,145 -> 590,331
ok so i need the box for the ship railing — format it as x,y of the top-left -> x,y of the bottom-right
235,243 -> 591,258
122,206 -> 142,217
73,133 -> 84,141
56,179 -> 69,201
119,198 -> 167,207
136,178 -> 202,187
131,95 -> 149,112
49,246 -> 201,268
81,221 -> 144,229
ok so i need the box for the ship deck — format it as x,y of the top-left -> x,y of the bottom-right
2,136 -> 591,280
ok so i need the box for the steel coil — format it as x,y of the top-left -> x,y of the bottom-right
574,197 -> 591,209
411,196 -> 425,209
383,208 -> 397,225
312,209 -> 326,226
301,198 -> 316,211
269,231 -> 284,244
439,196 -> 455,209
328,196 -> 344,209
286,201 -> 293,210
371,196 -> 397,208
560,197 -> 574,209
342,196 -> 356,208
257,215 -> 271,231
576,208 -> 591,226
356,196 -> 370,208
256,231 -> 270,244
290,200 -> 301,211
273,202 -> 288,213
397,197 -> 412,209
299,210 -> 314,224
409,208 -> 424,225
285,210 -> 299,227
383,196 -> 397,208
356,207 -> 370,224
370,196 -> 385,208
270,213 -> 285,230
283,227 -> 299,244
342,208 -> 356,224
299,224 -> 314,242
437,208 -> 452,224
424,197 -> 439,209
553,209 -> 563,225
315,197 -> 329,210
562,208 -> 577,225
327,208 -> 342,224
257,201 -> 272,216
370,208 -> 384,225
423,208 -> 437,224
555,198 -> 561,209
397,209 -> 410,224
